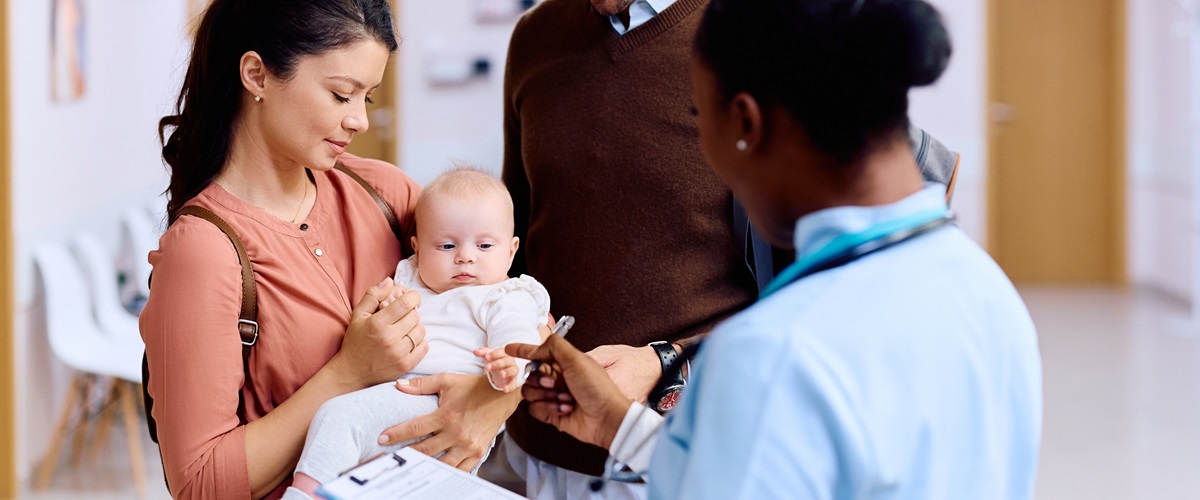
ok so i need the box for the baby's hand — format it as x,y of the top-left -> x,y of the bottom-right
475,347 -> 522,393
378,282 -> 412,311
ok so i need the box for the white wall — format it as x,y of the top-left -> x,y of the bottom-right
396,0 -> 524,185
1127,0 -> 1194,300
910,0 -> 988,245
8,0 -> 189,482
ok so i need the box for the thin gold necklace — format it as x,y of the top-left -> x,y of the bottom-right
262,175 -> 309,224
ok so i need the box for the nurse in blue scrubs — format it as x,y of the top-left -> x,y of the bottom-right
506,0 -> 1043,498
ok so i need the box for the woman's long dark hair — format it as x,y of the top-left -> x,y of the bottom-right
694,0 -> 951,164
159,0 -> 398,224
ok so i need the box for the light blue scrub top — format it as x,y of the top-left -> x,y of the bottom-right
647,185 -> 1043,499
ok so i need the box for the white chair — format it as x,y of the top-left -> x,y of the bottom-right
72,233 -> 144,351
32,243 -> 147,495
119,208 -> 160,308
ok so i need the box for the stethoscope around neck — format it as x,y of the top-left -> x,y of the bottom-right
591,211 -> 956,490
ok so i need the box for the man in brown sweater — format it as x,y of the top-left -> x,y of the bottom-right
500,0 -> 959,497
501,0 -> 742,497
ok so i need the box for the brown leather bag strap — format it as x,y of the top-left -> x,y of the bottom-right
176,205 -> 260,424
178,206 -> 258,341
333,162 -> 404,242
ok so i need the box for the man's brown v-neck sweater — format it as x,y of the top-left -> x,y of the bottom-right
502,0 -> 758,475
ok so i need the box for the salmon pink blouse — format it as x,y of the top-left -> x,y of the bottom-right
140,155 -> 420,499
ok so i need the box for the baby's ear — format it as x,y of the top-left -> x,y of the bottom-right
507,237 -> 519,268
410,236 -> 420,261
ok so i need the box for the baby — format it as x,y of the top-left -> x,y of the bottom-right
285,168 -> 548,499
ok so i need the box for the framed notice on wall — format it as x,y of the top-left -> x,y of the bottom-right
50,0 -> 86,102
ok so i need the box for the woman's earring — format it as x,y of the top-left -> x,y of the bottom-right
736,139 -> 748,152
254,95 -> 262,102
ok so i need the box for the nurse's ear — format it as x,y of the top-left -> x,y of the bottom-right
730,91 -> 764,153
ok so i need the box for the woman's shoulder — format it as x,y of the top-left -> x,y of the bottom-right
148,208 -> 245,289
145,205 -> 246,302
332,153 -> 421,205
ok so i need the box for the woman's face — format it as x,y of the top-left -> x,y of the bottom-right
257,40 -> 390,171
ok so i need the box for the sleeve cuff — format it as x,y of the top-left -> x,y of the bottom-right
609,402 -> 663,473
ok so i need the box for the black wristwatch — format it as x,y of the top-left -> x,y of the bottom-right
647,341 -> 686,413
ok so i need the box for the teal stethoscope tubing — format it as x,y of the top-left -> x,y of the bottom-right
597,208 -> 956,488
760,208 -> 954,298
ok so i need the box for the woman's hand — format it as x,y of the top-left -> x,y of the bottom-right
328,277 -> 429,389
378,373 -> 521,471
506,335 -> 633,450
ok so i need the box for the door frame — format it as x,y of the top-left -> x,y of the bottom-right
986,0 -> 1128,284
1,0 -> 17,494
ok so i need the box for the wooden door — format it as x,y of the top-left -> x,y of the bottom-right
1,0 -> 16,494
346,1 -> 401,164
988,0 -> 1125,284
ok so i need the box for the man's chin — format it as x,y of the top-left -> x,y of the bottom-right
590,0 -> 635,16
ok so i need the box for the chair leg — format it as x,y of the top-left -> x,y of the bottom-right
69,374 -> 96,467
35,374 -> 83,490
117,381 -> 147,497
89,381 -> 120,463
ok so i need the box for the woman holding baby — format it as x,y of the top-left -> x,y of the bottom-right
140,1 -> 528,498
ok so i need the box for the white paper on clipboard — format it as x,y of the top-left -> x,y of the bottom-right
316,446 -> 524,500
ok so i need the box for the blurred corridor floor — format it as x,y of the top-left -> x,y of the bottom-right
16,287 -> 1200,499
18,410 -> 169,500
1028,286 -> 1200,500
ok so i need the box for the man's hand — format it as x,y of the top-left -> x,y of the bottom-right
378,373 -> 520,471
586,344 -> 663,402
507,335 -> 632,449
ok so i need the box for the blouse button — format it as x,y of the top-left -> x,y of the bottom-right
314,248 -> 324,257
300,223 -> 309,231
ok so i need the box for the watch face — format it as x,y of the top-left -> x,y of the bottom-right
655,387 -> 683,412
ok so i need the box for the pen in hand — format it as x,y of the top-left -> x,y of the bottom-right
523,315 -> 575,381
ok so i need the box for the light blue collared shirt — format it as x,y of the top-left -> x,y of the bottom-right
608,0 -> 678,35
615,185 -> 1043,499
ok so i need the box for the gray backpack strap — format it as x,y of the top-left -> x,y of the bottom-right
740,126 -> 962,295
909,125 -> 962,205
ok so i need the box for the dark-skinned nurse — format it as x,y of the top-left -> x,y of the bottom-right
505,0 -> 1043,499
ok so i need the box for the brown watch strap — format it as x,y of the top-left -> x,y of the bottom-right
333,162 -> 404,242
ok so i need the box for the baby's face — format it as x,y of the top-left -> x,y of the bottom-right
412,193 -> 518,294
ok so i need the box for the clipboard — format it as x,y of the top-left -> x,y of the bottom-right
316,446 -> 524,500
